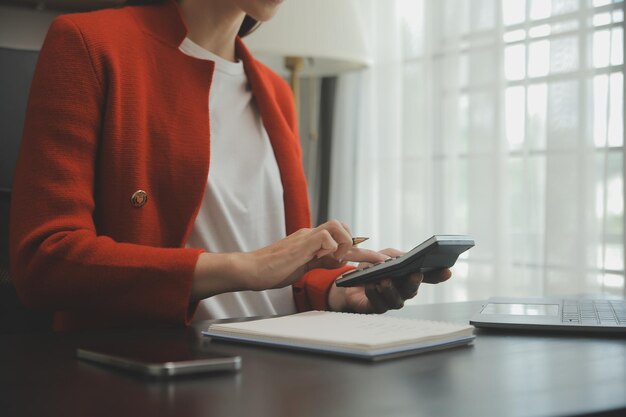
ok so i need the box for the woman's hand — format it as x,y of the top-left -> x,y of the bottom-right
191,220 -> 384,300
242,221 -> 388,291
328,248 -> 452,313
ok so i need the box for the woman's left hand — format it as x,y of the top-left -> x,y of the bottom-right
328,248 -> 452,313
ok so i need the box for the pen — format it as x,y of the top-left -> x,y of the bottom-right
352,237 -> 369,246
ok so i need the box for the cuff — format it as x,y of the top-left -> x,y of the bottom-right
292,265 -> 355,311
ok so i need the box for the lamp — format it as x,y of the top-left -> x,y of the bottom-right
243,0 -> 370,114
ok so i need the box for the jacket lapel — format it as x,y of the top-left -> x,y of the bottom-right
236,39 -> 312,233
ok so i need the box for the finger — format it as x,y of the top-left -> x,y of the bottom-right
342,247 -> 389,265
307,256 -> 347,270
422,268 -> 452,284
364,283 -> 389,314
312,229 -> 339,259
394,272 -> 423,299
333,224 -> 355,260
317,219 -> 352,245
378,248 -> 405,258
316,220 -> 353,260
376,278 -> 405,310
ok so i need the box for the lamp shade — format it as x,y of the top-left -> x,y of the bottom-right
243,0 -> 370,77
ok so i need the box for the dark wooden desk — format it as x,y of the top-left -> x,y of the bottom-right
1,301 -> 625,417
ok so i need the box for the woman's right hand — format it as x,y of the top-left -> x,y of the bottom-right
191,220 -> 386,300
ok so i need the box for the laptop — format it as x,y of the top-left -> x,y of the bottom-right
470,297 -> 626,333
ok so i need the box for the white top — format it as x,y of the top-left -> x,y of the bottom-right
179,38 -> 296,321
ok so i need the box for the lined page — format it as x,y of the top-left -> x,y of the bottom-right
207,311 -> 474,350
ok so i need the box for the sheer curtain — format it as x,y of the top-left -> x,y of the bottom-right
329,0 -> 625,303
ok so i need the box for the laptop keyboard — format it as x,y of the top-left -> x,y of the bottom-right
562,300 -> 626,325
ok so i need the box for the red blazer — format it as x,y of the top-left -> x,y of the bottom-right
10,0 -> 351,331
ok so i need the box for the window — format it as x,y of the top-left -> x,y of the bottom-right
331,0 -> 625,302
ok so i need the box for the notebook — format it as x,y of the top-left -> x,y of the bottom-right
202,311 -> 475,361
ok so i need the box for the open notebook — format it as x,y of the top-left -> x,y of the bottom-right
203,311 -> 475,361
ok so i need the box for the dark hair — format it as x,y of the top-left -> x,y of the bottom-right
125,0 -> 260,37
238,15 -> 260,37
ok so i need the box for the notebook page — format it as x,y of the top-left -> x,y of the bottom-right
208,311 -> 474,350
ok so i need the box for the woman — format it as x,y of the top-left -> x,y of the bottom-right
10,0 -> 451,331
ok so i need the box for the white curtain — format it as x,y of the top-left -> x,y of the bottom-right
329,0 -> 625,303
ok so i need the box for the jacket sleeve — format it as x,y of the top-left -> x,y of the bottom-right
9,16 -> 202,326
293,265 -> 355,311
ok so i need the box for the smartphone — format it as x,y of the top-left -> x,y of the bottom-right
335,235 -> 474,287
77,343 -> 241,378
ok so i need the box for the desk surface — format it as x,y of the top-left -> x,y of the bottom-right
1,301 -> 625,417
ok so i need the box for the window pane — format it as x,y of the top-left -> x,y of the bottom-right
527,83 -> 548,149
505,44 -> 526,80
458,94 -> 469,154
505,157 -> 546,250
502,0 -> 526,25
441,93 -> 463,154
402,62 -> 425,157
530,0 -> 551,20
469,92 -> 496,152
527,156 -> 547,233
552,0 -> 578,15
593,30 -> 611,68
399,0 -> 424,58
603,273 -> 624,289
595,155 -> 605,223
471,0 -> 497,31
469,48 -> 497,86
442,156 -> 469,232
529,40 -> 550,77
592,0 -> 612,7
594,153 -> 624,267
545,154 -> 581,267
506,86 -> 526,149
459,53 -> 469,87
550,36 -> 579,73
593,12 -> 612,26
401,156 -> 431,241
612,26 -> 623,65
443,0 -> 469,35
548,80 -> 579,148
506,157 -> 524,233
606,152 -> 623,236
608,72 -> 624,146
593,74 -> 609,147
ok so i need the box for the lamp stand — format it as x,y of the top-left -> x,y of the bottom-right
284,56 -> 305,116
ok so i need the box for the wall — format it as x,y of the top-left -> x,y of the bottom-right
0,4 -> 58,50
